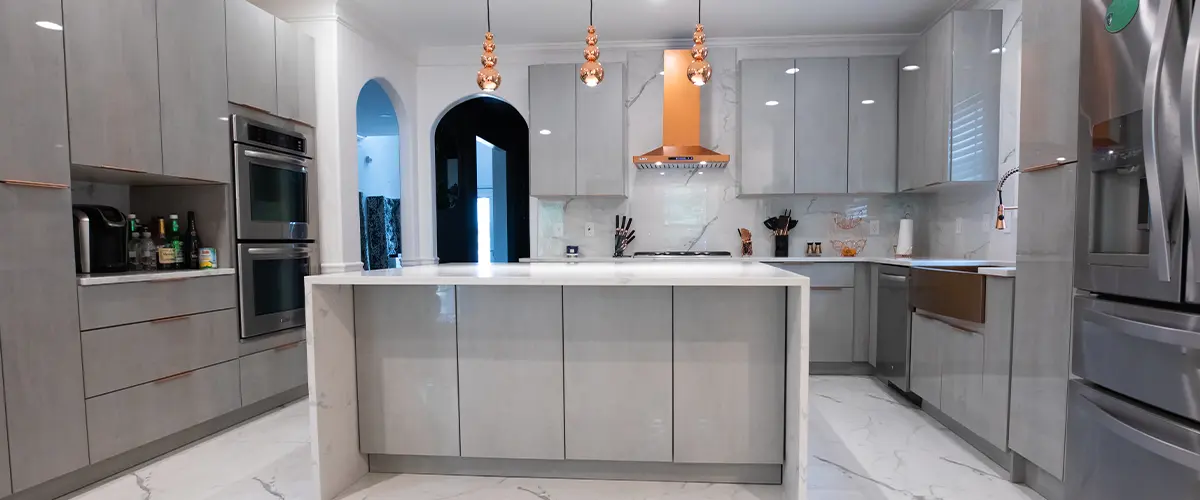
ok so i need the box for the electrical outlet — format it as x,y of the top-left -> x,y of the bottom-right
955,217 -> 963,235
553,223 -> 564,237
585,222 -> 595,237
869,220 -> 880,236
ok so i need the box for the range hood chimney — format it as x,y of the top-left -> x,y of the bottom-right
632,50 -> 730,169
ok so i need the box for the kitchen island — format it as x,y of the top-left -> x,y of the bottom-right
304,262 -> 811,500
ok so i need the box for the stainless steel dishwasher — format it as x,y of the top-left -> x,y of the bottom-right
875,265 -> 911,391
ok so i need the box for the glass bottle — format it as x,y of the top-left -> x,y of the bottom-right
141,230 -> 157,271
168,214 -> 183,269
156,218 -> 176,270
184,211 -> 202,270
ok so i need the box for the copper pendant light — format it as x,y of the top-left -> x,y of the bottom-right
580,0 -> 603,87
686,0 -> 711,86
477,0 -> 501,92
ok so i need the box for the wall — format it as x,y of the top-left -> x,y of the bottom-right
357,135 -> 401,198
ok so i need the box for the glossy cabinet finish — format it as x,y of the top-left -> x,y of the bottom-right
673,287 -> 785,465
810,288 -> 856,362
848,57 -> 898,193
274,18 -> 299,120
529,64 -> 577,196
909,312 -> 942,405
948,10 -> 1001,182
355,286 -> 460,457
457,286 -> 565,460
897,39 -> 927,192
0,351 -> 9,496
979,277 -> 1015,449
563,287 -> 672,462
157,0 -> 231,182
921,15 -> 952,189
794,58 -> 849,194
296,32 -> 317,125
63,0 -> 163,173
738,59 -> 797,195
0,185 -> 89,491
0,0 -> 71,185
576,63 -> 627,196
77,275 -> 237,330
225,0 -> 277,113
937,319 -> 984,431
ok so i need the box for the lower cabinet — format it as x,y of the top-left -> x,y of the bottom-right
938,321 -> 984,429
457,286 -> 565,460
239,339 -> 307,407
811,288 -> 856,362
563,287 -> 672,462
673,287 -> 785,464
85,360 -> 241,462
909,312 -> 943,405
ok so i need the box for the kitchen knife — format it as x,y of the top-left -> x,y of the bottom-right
624,217 -> 633,231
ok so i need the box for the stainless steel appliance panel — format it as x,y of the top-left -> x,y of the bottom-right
237,242 -> 310,339
1073,295 -> 1200,423
234,144 -> 310,241
1066,380 -> 1200,500
876,266 -> 911,390
1075,0 -> 1186,303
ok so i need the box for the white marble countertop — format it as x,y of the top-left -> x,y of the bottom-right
306,262 -> 812,287
977,267 -> 1017,278
77,268 -> 235,286
521,256 -> 1016,268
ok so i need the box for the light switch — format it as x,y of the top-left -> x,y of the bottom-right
869,220 -> 880,236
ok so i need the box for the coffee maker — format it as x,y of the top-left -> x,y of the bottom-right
72,205 -> 128,274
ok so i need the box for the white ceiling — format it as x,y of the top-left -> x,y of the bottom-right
343,0 -> 959,48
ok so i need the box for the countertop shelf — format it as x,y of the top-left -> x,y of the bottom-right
77,268 -> 235,286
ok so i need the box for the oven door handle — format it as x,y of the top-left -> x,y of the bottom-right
244,149 -> 310,170
1143,0 -> 1184,282
246,247 -> 312,258
1182,1 -> 1200,282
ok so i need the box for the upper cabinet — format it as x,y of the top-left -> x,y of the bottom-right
226,0 -> 277,113
529,63 -> 627,197
739,56 -> 898,196
0,0 -> 71,186
296,32 -> 318,126
157,0 -> 231,183
899,10 -> 1002,191
63,0 -> 163,174
274,19 -> 300,121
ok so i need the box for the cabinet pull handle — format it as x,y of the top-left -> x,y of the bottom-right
154,277 -> 192,283
812,286 -> 848,290
150,315 -> 191,324
914,310 -> 976,335
232,102 -> 272,115
0,179 -> 68,189
273,341 -> 303,352
155,370 -> 195,384
1021,159 -> 1076,174
98,164 -> 142,173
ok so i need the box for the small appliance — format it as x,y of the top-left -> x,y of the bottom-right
72,204 -> 128,274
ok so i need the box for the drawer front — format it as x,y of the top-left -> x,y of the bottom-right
78,275 -> 236,330
769,263 -> 855,288
239,340 -> 307,407
85,360 -> 240,462
81,309 -> 239,397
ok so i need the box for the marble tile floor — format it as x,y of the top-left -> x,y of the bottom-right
62,376 -> 1045,500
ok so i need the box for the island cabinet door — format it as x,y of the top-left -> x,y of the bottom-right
563,287 -> 672,462
355,286 -> 461,456
673,287 -> 785,465
457,286 -> 565,460
810,287 -> 856,362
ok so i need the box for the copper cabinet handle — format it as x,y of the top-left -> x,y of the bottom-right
0,179 -> 68,189
155,370 -> 194,384
273,341 -> 303,352
98,164 -> 142,173
150,315 -> 191,324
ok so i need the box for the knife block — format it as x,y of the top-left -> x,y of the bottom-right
774,235 -> 789,258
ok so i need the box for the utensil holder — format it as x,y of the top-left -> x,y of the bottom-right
774,235 -> 789,258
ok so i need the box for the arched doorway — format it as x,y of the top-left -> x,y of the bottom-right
356,79 -> 401,270
433,96 -> 530,263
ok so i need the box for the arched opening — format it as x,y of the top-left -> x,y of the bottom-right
432,95 -> 530,263
356,79 -> 402,270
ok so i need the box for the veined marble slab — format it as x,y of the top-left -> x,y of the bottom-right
521,256 -> 1016,268
76,267 -> 234,286
306,262 -> 814,287
978,267 -> 1017,278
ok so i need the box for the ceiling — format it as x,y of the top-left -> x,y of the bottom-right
344,0 -> 959,48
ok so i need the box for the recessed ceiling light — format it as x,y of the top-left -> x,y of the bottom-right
1056,157 -> 1068,162
861,99 -> 876,105
654,161 -> 663,166
659,71 -> 665,75
991,47 -> 1006,54
765,100 -> 779,106
697,171 -> 704,175
659,172 -> 666,175
35,21 -> 63,31
902,65 -> 920,72
219,116 -> 229,121
539,129 -> 552,135
699,161 -> 708,165
785,68 -> 800,74
380,114 -> 393,118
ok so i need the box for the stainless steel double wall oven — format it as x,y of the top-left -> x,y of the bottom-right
232,115 -> 313,339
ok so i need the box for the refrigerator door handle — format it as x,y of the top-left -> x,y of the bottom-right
1080,306 -> 1200,350
1144,0 -> 1185,282
1080,387 -> 1200,471
1182,2 -> 1200,282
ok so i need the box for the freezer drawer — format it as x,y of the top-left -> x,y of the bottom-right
1073,295 -> 1200,422
1066,381 -> 1200,500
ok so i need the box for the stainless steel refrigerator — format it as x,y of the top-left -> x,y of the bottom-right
1068,0 -> 1200,497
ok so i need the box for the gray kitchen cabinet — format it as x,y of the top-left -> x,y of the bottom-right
529,64 -> 577,197
848,57 -> 898,193
225,0 -> 277,113
810,287 -> 856,363
0,0 -> 70,186
947,10 -> 1002,182
738,59 -> 797,195
275,18 -> 299,120
921,15 -> 952,189
457,286 -> 565,460
673,287 -> 785,465
868,265 -> 880,367
157,0 -> 231,183
563,287 -> 672,462
852,264 -> 872,363
77,274 -> 237,331
297,31 -> 317,125
0,335 -> 10,496
897,37 -> 927,192
794,58 -> 849,194
239,340 -> 306,406
576,63 -> 627,196
355,286 -> 460,457
909,312 -> 942,405
0,185 -> 89,491
979,277 -> 1015,449
938,319 -> 984,428
63,0 -> 163,174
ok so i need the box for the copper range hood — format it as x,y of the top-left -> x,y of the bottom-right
632,50 -> 730,169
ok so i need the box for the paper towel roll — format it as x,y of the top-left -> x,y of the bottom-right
896,218 -> 914,257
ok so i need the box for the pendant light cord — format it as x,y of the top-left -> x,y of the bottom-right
697,0 -> 701,24
589,0 -> 593,25
486,0 -> 491,32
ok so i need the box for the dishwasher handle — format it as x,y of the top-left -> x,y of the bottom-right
879,274 -> 909,286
